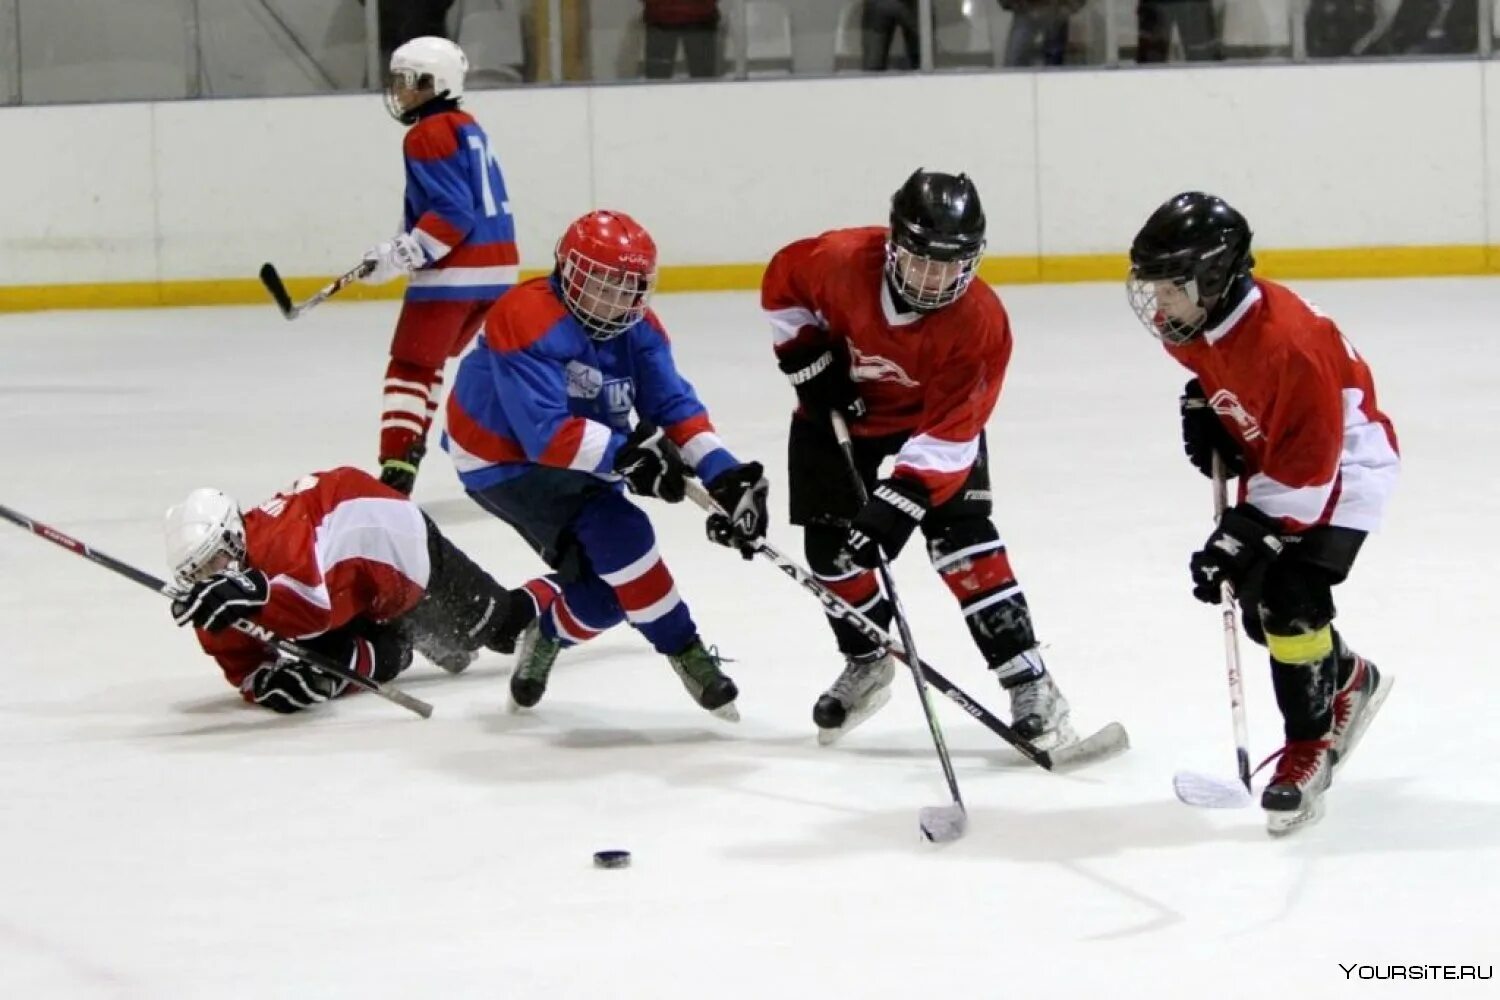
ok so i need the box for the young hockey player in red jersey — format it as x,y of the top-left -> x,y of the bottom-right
1128,191 -> 1398,834
444,209 -> 769,720
760,168 -> 1079,748
165,466 -> 544,713
357,37 -> 520,495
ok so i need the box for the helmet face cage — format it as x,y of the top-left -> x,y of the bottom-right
559,248 -> 657,340
171,518 -> 246,587
1126,267 -> 1205,346
165,490 -> 247,587
884,237 -> 984,311
384,69 -> 435,124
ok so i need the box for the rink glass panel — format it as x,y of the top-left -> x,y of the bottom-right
0,1 -> 1495,106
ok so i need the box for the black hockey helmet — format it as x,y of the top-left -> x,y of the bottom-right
886,169 -> 987,311
1127,192 -> 1254,344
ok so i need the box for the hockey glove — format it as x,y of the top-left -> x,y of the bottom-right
844,477 -> 928,570
705,462 -> 770,560
1189,503 -> 1284,604
615,423 -> 687,503
1180,378 -> 1245,480
172,568 -> 270,633
359,232 -> 425,285
243,656 -> 345,714
777,342 -> 866,420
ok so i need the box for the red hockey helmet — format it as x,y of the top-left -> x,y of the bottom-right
555,210 -> 659,340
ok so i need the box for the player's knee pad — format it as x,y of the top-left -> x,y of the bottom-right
1259,564 -> 1337,665
420,519 -> 511,649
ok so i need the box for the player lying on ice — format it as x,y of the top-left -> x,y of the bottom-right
165,466 -> 544,713
442,209 -> 770,720
1128,191 -> 1397,835
758,168 -> 1085,750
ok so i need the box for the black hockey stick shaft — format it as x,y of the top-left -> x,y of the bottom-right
0,502 -> 433,719
829,413 -> 966,822
684,479 -> 1050,769
259,259 -> 374,321
1212,455 -> 1253,792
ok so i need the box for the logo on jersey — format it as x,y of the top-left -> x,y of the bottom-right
848,344 -> 919,388
1209,388 -> 1263,442
603,378 -> 635,416
565,361 -> 603,400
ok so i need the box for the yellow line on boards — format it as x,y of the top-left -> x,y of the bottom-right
1,246 -> 1496,312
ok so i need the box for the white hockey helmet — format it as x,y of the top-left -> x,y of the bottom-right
164,488 -> 246,586
386,36 -> 468,123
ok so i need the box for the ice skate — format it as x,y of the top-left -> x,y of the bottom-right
1005,670 -> 1075,751
668,639 -> 740,721
813,651 -> 896,745
508,621 -> 561,711
1330,656 -> 1391,768
1261,736 -> 1335,836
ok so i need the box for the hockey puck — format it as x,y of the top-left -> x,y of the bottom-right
593,850 -> 631,870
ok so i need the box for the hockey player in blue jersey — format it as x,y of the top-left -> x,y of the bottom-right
358,36 -> 520,496
443,209 -> 770,719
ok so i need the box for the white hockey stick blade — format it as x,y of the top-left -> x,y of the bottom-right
919,804 -> 968,843
1173,770 -> 1254,808
815,686 -> 893,746
1048,721 -> 1131,769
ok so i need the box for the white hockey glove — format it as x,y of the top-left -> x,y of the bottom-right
359,232 -> 426,285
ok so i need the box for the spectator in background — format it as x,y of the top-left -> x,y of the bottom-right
999,0 -> 1084,67
359,0 -> 457,68
1374,0 -> 1477,56
1136,0 -> 1221,62
1304,0 -> 1380,58
642,0 -> 722,79
862,0 -> 921,71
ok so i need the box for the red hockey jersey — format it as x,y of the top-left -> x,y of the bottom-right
1166,279 -> 1400,532
762,226 -> 1011,505
195,468 -> 432,693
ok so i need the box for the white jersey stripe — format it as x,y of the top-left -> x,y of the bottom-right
569,420 -> 614,472
679,431 -> 724,469
409,264 -> 520,288
766,306 -> 823,345
894,433 -> 980,475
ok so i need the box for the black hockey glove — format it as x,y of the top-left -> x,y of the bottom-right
244,657 -> 345,714
705,462 -> 770,560
777,342 -> 866,421
614,423 -> 686,503
844,477 -> 929,570
1180,378 -> 1245,480
1189,503 -> 1284,604
172,568 -> 270,633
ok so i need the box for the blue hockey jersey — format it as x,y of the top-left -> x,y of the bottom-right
442,277 -> 740,491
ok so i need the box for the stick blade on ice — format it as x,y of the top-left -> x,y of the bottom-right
918,804 -> 967,843
1172,770 -> 1254,808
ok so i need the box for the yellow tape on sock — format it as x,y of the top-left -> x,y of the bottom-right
1267,624 -> 1334,664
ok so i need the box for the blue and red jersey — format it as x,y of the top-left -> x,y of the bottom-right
400,109 -> 519,304
442,277 -> 739,491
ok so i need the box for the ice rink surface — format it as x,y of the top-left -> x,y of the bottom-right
1,279 -> 1497,998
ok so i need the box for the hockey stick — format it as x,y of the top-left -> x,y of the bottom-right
685,479 -> 1125,771
258,260 -> 374,321
1171,453 -> 1255,808
828,412 -> 966,842
0,502 -> 434,719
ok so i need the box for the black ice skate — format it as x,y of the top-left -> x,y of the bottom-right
1261,737 -> 1335,836
1330,656 -> 1391,768
668,639 -> 740,721
509,621 -> 561,711
813,651 -> 895,745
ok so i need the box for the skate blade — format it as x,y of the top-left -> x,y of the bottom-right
710,701 -> 741,723
918,804 -> 967,843
1048,721 -> 1131,770
815,687 -> 893,746
506,696 -> 531,714
1173,770 -> 1254,809
1266,796 -> 1326,837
